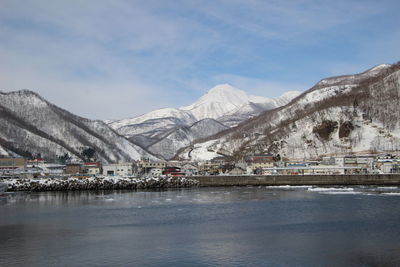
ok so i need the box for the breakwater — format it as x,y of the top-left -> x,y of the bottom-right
192,174 -> 400,186
2,176 -> 199,192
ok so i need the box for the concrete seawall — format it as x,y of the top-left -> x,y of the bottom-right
191,174 -> 400,187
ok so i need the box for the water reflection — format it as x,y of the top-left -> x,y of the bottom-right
1,187 -> 400,266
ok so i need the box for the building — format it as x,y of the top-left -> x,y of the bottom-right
83,162 -> 102,175
0,157 -> 26,171
103,162 -> 133,176
251,161 -> 274,169
181,163 -> 198,176
342,156 -> 374,173
41,164 -> 65,175
27,158 -> 45,168
163,166 -> 185,176
150,168 -> 163,176
86,166 -> 101,175
321,157 -> 334,165
246,154 -> 275,173
247,154 -> 275,163
199,162 -> 221,175
0,157 -> 27,176
380,161 -> 400,173
229,167 -> 246,175
139,160 -> 167,174
334,157 -> 345,167
65,163 -> 82,174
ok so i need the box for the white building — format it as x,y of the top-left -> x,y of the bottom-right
103,162 -> 133,176
380,162 -> 400,173
42,164 -> 65,175
150,168 -> 163,176
86,166 -> 101,175
334,157 -> 345,167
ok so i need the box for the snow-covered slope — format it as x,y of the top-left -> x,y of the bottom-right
109,84 -> 299,131
108,84 -> 300,157
147,118 -> 228,159
217,90 -> 301,127
0,90 -> 156,162
178,63 -> 400,161
315,64 -> 392,88
180,84 -> 299,121
110,108 -> 196,130
181,84 -> 258,120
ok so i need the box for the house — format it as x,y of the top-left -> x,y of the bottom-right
150,168 -> 163,176
0,157 -> 26,170
163,166 -> 185,176
247,154 -> 275,163
83,162 -> 102,175
380,162 -> 400,173
321,157 -> 334,165
42,164 -> 65,175
199,161 -> 223,175
246,154 -> 275,173
251,161 -> 274,169
27,158 -> 45,168
103,162 -> 133,176
65,163 -> 82,174
86,166 -> 101,175
334,157 -> 345,167
181,163 -> 198,176
343,156 -> 374,173
139,160 -> 166,174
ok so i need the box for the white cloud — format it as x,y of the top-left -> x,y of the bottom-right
0,0 -> 398,120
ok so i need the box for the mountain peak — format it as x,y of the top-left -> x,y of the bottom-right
199,84 -> 248,104
179,83 -> 301,121
207,83 -> 239,94
180,84 -> 252,120
2,89 -> 40,97
368,64 -> 391,72
280,90 -> 302,100
316,63 -> 393,88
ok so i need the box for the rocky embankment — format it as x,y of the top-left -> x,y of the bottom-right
1,176 -> 199,192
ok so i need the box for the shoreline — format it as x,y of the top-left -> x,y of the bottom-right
1,176 -> 199,192
3,174 -> 400,192
191,174 -> 400,187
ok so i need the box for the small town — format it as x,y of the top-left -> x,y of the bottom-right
2,1 -> 400,266
1,153 -> 400,179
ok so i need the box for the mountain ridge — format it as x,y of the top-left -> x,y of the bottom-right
0,90 -> 157,162
3,63 -> 395,163
176,63 -> 400,161
108,84 -> 300,159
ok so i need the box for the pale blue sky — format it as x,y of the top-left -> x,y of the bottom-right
1,0 -> 399,119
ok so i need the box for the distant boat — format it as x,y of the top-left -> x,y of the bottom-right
0,182 -> 7,193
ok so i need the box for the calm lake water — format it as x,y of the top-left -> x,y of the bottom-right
1,186 -> 400,266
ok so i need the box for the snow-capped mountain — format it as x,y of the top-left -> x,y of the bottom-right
217,90 -> 302,127
0,90 -> 156,162
110,108 -> 197,130
147,118 -> 228,159
108,84 -> 300,159
181,84 -> 269,120
178,63 -> 400,161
